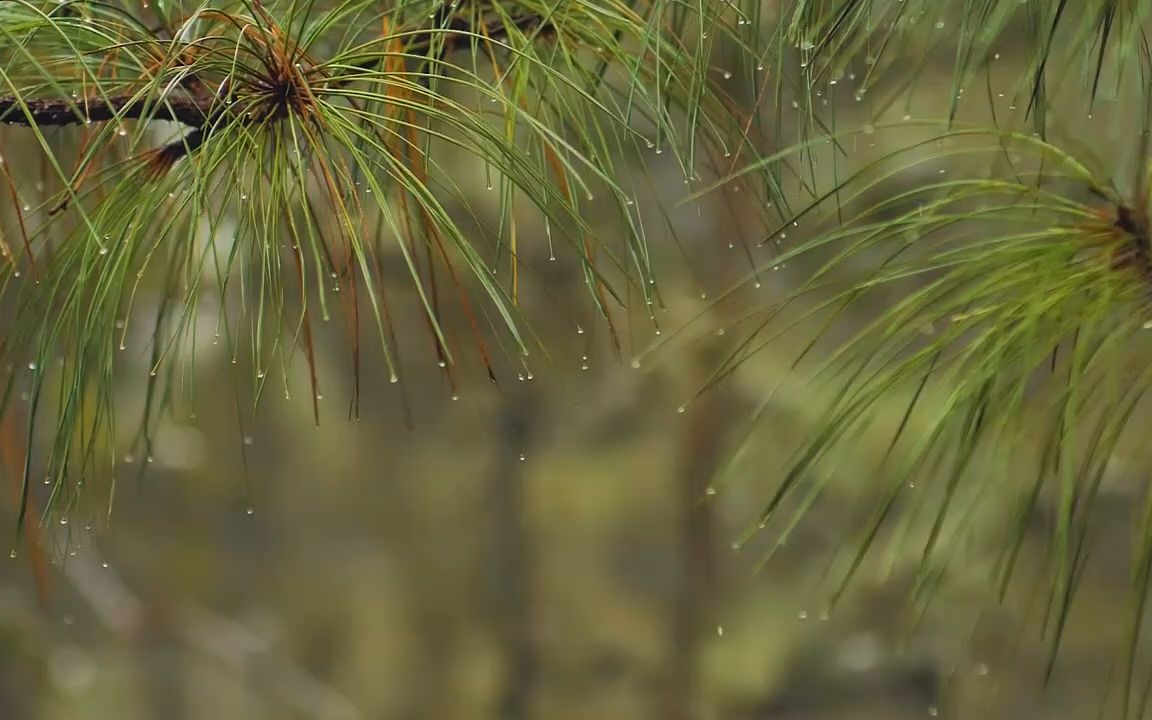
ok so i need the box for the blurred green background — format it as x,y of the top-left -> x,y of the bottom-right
0,7 -> 1142,719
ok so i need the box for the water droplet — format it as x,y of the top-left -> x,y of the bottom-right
798,610 -> 809,620
705,486 -> 717,495
677,405 -> 686,413
518,453 -> 526,461
630,359 -> 641,369
246,507 -> 255,516
243,436 -> 253,445
716,625 -> 724,637
928,707 -> 939,717
8,550 -> 15,559
27,362 -> 35,371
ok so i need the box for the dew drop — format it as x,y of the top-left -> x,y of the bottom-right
705,486 -> 717,495
716,625 -> 724,637
246,507 -> 254,516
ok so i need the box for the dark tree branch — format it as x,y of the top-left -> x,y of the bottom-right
0,94 -> 214,129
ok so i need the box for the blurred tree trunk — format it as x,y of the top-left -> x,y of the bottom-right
667,345 -> 738,720
488,389 -> 539,720
666,180 -> 755,719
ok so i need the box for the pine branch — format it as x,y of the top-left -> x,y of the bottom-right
0,7 -> 554,129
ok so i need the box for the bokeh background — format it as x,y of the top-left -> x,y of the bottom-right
0,5 -> 1143,719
